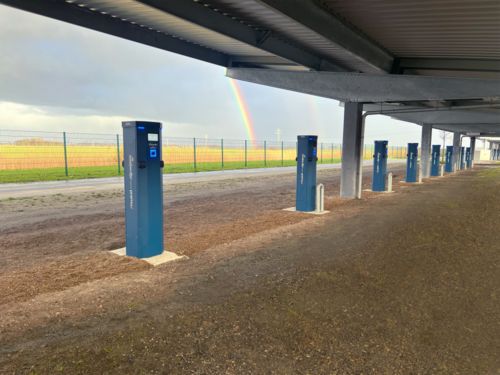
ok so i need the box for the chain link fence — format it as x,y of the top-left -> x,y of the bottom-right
0,129 -> 408,183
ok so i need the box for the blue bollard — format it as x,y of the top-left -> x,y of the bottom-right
406,143 -> 418,183
296,135 -> 318,212
122,121 -> 164,258
372,140 -> 388,192
431,145 -> 441,177
445,146 -> 454,173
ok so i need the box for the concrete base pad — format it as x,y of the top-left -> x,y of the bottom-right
110,248 -> 188,266
283,207 -> 330,215
399,181 -> 423,185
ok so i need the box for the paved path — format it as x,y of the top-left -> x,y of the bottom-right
0,160 -> 405,199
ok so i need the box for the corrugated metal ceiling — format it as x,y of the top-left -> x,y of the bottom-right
70,0 -> 388,72
73,0 -> 273,57
318,0 -> 500,59
204,0 -> 382,72
18,0 -> 500,76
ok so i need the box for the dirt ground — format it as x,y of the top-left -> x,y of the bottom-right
0,164 -> 499,374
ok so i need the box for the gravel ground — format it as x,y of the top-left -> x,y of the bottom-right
0,164 -> 499,374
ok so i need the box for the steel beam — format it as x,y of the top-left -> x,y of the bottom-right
400,58 -> 500,73
388,110 -> 500,136
137,0 -> 342,71
256,0 -> 393,73
0,0 -> 229,67
227,68 -> 500,103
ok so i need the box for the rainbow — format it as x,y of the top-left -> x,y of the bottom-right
228,78 -> 257,146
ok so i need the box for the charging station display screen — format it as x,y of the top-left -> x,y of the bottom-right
148,133 -> 159,141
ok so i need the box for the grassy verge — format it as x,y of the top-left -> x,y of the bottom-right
0,159 -> 342,184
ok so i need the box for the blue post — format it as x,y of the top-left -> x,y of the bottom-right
372,140 -> 388,192
445,146 -> 454,173
296,135 -> 318,212
460,146 -> 466,170
406,143 -> 418,183
431,145 -> 441,177
465,147 -> 471,168
122,121 -> 164,259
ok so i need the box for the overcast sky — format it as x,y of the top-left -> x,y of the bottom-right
0,4 -> 442,145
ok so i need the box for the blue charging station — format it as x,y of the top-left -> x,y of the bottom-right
372,140 -> 388,192
445,146 -> 454,172
465,147 -> 471,168
296,135 -> 318,212
459,146 -> 465,169
431,145 -> 441,177
406,143 -> 418,183
122,121 -> 164,258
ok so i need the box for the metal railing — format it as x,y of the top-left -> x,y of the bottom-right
0,129 -> 408,183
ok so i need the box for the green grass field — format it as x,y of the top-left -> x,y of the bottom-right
0,159 -> 342,184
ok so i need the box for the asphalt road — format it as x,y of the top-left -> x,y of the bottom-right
0,160 -> 405,199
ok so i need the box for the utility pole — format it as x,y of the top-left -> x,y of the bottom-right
275,128 -> 281,143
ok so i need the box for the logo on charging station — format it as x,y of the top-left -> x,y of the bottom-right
300,154 -> 305,185
128,154 -> 134,210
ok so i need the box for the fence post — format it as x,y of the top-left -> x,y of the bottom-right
221,138 -> 224,169
193,137 -> 197,171
281,141 -> 284,166
244,140 -> 248,167
116,134 -> 121,175
63,131 -> 68,177
264,140 -> 267,166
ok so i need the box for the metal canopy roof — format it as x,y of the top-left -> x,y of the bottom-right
2,0 -> 500,134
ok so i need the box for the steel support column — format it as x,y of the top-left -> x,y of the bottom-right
340,102 -> 364,199
420,124 -> 432,178
470,137 -> 476,167
452,132 -> 461,171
